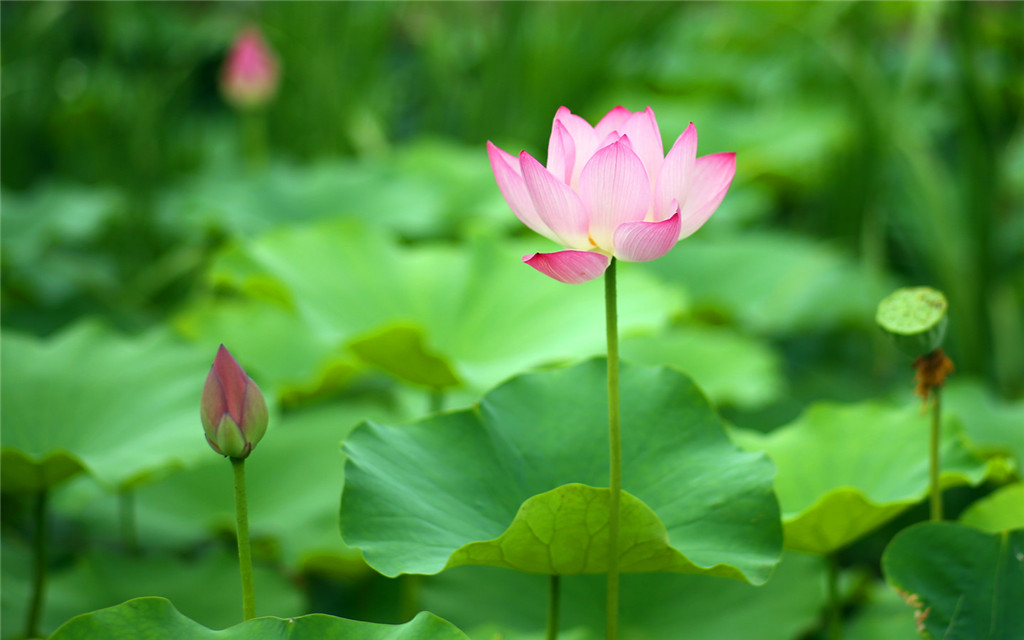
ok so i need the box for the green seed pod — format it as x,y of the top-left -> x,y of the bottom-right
875,287 -> 948,357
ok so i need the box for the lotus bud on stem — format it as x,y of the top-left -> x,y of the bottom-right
876,287 -> 952,521
220,25 -> 280,167
201,344 -> 269,620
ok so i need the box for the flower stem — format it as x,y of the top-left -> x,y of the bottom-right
546,574 -> 561,640
231,457 -> 256,621
400,574 -> 421,622
604,258 -> 621,640
25,490 -> 49,639
119,489 -> 139,553
929,387 -> 943,521
826,553 -> 842,640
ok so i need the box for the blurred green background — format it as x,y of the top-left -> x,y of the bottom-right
2,2 -> 1023,638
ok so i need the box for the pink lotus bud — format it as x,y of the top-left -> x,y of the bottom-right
220,26 -> 280,110
201,345 -> 269,459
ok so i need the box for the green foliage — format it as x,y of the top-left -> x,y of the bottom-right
422,552 -> 826,640
883,523 -> 1024,640
341,359 -> 781,583
0,322 -> 219,492
201,220 -> 681,395
644,231 -> 891,335
620,325 -> 785,409
53,401 -> 393,575
2,1 -> 1023,636
50,597 -> 469,640
732,402 -> 991,553
1,543 -> 303,635
959,483 -> 1024,533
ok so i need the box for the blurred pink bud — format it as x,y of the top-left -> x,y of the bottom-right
201,345 -> 268,459
220,26 -> 280,110
488,106 -> 736,284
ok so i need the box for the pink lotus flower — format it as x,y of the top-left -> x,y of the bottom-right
220,27 -> 280,110
488,106 -> 736,283
201,345 -> 268,459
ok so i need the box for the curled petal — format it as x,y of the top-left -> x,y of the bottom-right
546,120 -> 575,185
679,152 -> 736,239
654,123 -> 697,221
487,142 -> 557,242
618,107 -> 664,186
520,151 -> 592,250
523,250 -> 610,284
578,138 -> 650,252
613,211 -> 682,262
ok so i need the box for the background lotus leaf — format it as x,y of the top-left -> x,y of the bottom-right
620,325 -> 785,409
945,380 -> 1024,474
731,402 -> 991,553
641,231 -> 891,334
204,220 -> 683,393
959,483 -> 1024,534
341,359 -> 781,583
1,322 -> 222,493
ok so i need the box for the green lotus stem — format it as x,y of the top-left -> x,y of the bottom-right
242,111 -> 269,169
546,574 -> 561,640
826,554 -> 842,640
231,457 -> 256,620
25,490 -> 49,639
400,574 -> 421,622
119,489 -> 139,553
604,258 -> 621,640
429,388 -> 445,414
930,388 -> 943,521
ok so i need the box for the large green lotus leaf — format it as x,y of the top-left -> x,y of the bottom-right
50,597 -> 468,640
174,297 -> 359,406
959,483 -> 1024,533
0,537 -> 301,638
731,402 -> 991,553
641,231 -> 890,334
945,379 -> 1024,473
52,401 -> 391,575
421,551 -> 824,640
341,359 -> 781,583
883,522 -> 1024,640
620,324 -> 785,409
0,322 -> 225,493
207,220 -> 683,392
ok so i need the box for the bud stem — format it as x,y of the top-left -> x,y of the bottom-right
119,489 -> 139,553
25,490 -> 49,639
231,457 -> 256,620
546,574 -> 561,640
604,258 -> 621,640
929,388 -> 943,521
825,553 -> 842,640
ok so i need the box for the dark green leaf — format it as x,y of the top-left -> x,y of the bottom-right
883,523 -> 1024,640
